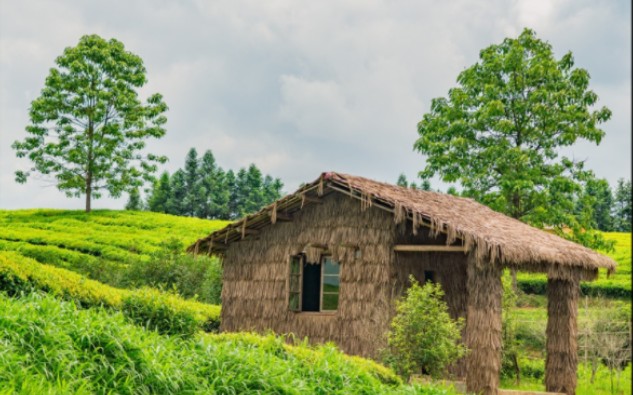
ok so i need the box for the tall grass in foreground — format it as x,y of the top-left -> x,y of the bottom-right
0,292 -> 455,395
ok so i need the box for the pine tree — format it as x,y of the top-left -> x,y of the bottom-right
147,172 -> 171,213
183,148 -> 200,217
613,179 -> 632,232
396,173 -> 408,188
198,150 -> 218,218
167,170 -> 187,215
125,187 -> 142,211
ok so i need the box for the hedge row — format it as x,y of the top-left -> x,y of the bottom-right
0,251 -> 220,336
518,278 -> 631,299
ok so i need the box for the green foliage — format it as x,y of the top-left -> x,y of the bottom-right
516,232 -> 631,299
0,292 -> 449,394
12,34 -> 168,212
146,148 -> 284,219
125,186 -> 142,211
613,179 -> 632,232
415,28 -> 612,250
385,276 -> 466,379
0,208 -> 227,276
578,178 -> 613,231
501,270 -> 521,382
0,251 -> 221,334
122,238 -> 223,305
122,287 -> 201,337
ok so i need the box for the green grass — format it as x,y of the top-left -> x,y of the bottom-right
500,363 -> 632,395
0,251 -> 220,335
0,292 -> 454,395
517,232 -> 632,298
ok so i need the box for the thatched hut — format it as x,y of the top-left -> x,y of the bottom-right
188,172 -> 615,395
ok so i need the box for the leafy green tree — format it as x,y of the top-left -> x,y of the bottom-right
183,148 -> 201,217
263,175 -> 284,205
12,34 -> 168,212
225,169 -> 238,219
125,187 -> 142,211
397,173 -> 409,188
147,171 -> 171,213
167,170 -> 187,215
576,178 -> 613,231
244,164 -> 265,214
420,178 -> 432,191
613,179 -> 632,232
197,150 -> 219,219
415,28 -> 612,249
385,276 -> 466,380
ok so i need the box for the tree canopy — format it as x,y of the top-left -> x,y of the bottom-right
13,34 -> 168,212
415,28 -> 612,248
146,149 -> 283,220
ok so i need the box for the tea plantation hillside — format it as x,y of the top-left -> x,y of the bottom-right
0,209 -> 228,269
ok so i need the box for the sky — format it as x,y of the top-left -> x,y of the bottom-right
0,0 -> 630,210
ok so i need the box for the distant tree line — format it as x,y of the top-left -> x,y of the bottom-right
127,148 -> 283,220
396,173 -> 632,232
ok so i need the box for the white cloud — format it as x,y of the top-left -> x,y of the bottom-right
0,0 -> 630,207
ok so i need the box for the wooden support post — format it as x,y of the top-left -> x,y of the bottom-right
465,253 -> 502,395
546,277 -> 579,395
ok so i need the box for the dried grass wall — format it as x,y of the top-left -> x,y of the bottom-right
221,193 -> 395,358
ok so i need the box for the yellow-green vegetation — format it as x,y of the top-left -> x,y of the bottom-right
0,209 -> 227,267
0,251 -> 220,335
517,232 -> 631,298
0,292 -> 456,394
0,209 -> 228,303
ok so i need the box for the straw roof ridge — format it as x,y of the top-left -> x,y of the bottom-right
188,171 -> 616,273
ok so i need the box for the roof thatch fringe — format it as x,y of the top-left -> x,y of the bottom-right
360,191 -> 373,211
393,202 -> 406,224
207,240 -> 213,254
412,212 -> 421,235
271,202 -> 278,224
317,175 -> 324,196
193,240 -> 200,256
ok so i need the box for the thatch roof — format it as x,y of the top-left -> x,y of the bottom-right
188,172 -> 615,273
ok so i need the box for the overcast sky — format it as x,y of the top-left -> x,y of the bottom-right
0,0 -> 630,210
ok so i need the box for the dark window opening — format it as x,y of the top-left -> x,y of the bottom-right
288,254 -> 340,312
301,262 -> 321,311
424,270 -> 436,284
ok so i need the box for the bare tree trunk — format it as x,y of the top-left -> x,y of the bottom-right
85,173 -> 92,213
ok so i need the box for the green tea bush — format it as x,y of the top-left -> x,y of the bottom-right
0,251 -> 220,334
384,276 -> 467,380
122,287 -> 200,337
122,238 -> 223,305
0,292 -> 452,394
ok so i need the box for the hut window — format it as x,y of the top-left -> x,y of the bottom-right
321,256 -> 340,311
288,255 -> 303,311
424,270 -> 436,284
288,254 -> 340,312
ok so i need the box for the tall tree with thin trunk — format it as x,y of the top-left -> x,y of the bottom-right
12,34 -> 167,212
415,28 -> 612,250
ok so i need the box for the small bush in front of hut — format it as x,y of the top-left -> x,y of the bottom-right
384,276 -> 467,380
